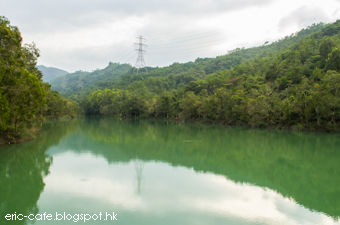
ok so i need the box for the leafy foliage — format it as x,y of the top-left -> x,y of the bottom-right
80,20 -> 340,131
0,16 -> 79,142
49,62 -> 132,99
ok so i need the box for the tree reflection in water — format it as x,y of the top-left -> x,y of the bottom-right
0,120 -> 79,225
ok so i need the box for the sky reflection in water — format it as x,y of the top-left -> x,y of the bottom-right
37,149 -> 338,225
1,118 -> 339,225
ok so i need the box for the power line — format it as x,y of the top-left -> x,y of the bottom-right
148,35 -> 231,51
117,48 -> 136,63
126,54 -> 139,66
116,13 -> 329,65
148,29 -> 225,42
78,73 -> 83,89
277,13 -> 327,28
148,28 -> 210,41
147,14 -> 328,55
148,30 -> 227,48
61,75 -> 67,89
146,0 -> 287,42
112,44 -> 135,63
148,49 -> 214,56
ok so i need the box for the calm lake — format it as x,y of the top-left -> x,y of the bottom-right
0,118 -> 339,225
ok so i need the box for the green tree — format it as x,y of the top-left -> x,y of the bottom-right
325,47 -> 340,72
323,70 -> 340,96
157,92 -> 176,118
0,16 -> 46,133
319,36 -> 336,67
180,91 -> 200,120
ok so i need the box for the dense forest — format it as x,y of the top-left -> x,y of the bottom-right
51,22 -> 324,100
77,20 -> 340,132
2,15 -> 340,144
50,63 -> 131,99
0,16 -> 79,144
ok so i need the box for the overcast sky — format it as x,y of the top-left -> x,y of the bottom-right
1,0 -> 340,72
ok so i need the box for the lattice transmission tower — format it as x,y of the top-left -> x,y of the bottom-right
77,72 -> 83,89
134,158 -> 144,194
134,35 -> 148,75
61,76 -> 67,90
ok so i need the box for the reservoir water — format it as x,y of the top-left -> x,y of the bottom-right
0,118 -> 339,225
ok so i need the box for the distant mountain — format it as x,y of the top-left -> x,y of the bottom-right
51,22 -> 326,101
37,65 -> 69,82
49,62 -> 132,99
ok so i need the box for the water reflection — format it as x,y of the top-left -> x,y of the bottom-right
0,145 -> 51,225
75,118 -> 340,220
134,159 -> 144,194
38,152 -> 338,225
1,118 -> 339,225
0,120 -> 79,225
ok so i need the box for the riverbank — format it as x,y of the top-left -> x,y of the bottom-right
2,115 -> 337,146
186,118 -> 340,133
0,127 -> 40,145
0,116 -> 76,146
100,115 -> 340,133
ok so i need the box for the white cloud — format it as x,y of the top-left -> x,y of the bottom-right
1,0 -> 339,71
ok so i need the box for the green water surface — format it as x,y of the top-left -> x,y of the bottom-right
0,118 -> 339,225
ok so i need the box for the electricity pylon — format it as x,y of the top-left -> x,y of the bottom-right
77,72 -> 83,89
134,158 -> 144,194
61,76 -> 67,90
134,35 -> 148,75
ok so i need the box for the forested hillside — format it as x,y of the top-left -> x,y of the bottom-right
50,22 -> 325,100
50,62 -> 132,99
0,16 -> 79,144
81,20 -> 340,132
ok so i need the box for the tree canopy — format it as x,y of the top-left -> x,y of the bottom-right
77,20 -> 340,132
0,16 -> 79,143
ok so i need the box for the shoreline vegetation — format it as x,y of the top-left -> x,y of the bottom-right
1,115 -> 335,146
79,21 -> 340,133
2,16 -> 340,145
0,126 -> 39,145
94,116 -> 340,133
0,116 -> 75,145
0,16 -> 79,145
